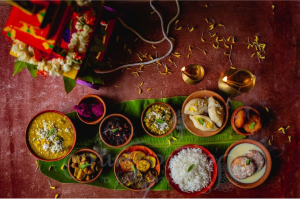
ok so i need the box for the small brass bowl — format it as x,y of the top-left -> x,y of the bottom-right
181,64 -> 205,85
218,69 -> 256,97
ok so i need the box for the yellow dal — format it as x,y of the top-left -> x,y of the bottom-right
28,112 -> 75,160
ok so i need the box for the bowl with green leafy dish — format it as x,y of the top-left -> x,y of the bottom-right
141,102 -> 177,138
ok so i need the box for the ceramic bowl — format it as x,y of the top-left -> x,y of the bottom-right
165,144 -> 218,196
76,94 -> 106,125
99,114 -> 134,148
231,106 -> 261,136
223,139 -> 272,189
114,145 -> 161,191
68,148 -> 103,183
141,102 -> 177,138
25,110 -> 76,162
181,90 -> 229,137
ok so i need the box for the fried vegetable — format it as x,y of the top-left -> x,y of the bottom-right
119,153 -> 130,165
235,110 -> 246,128
145,169 -> 158,183
76,169 -> 86,181
131,151 -> 146,164
121,160 -> 134,172
136,160 -> 150,172
146,156 -> 156,168
72,155 -> 81,163
133,171 -> 143,183
133,181 -> 148,189
243,114 -> 262,133
122,172 -> 134,186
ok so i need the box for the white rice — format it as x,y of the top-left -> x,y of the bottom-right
169,148 -> 213,193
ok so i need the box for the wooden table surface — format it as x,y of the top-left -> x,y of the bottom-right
1,1 -> 300,198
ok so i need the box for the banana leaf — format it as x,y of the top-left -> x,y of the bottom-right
38,96 -> 245,190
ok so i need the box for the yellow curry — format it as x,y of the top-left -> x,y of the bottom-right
27,112 -> 75,160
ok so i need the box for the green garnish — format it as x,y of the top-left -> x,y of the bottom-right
80,163 -> 91,170
132,165 -> 137,177
246,159 -> 250,165
249,122 -> 256,130
47,127 -> 55,137
155,119 -> 165,124
111,128 -> 119,133
187,164 -> 195,172
197,118 -> 204,125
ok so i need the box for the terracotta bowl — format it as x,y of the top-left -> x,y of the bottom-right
223,139 -> 272,189
231,106 -> 261,136
114,145 -> 161,191
68,148 -> 103,183
165,144 -> 218,196
141,102 -> 177,138
99,114 -> 134,148
75,94 -> 106,125
25,110 -> 76,162
181,90 -> 229,137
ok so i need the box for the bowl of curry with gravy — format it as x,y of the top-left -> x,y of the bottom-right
25,110 -> 76,162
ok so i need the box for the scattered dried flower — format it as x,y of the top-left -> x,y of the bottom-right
60,164 -> 66,170
172,52 -> 182,58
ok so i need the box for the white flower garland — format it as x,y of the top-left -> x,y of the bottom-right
11,10 -> 94,77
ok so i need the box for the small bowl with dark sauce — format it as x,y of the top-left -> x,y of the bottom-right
99,114 -> 134,148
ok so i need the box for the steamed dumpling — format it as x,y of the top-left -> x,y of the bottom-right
189,115 -> 218,131
184,98 -> 208,115
208,96 -> 224,127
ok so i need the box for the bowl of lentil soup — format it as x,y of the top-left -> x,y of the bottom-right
26,110 -> 76,162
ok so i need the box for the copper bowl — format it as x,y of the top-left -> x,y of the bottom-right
25,110 -> 76,162
68,148 -> 103,183
181,90 -> 229,137
114,145 -> 161,191
99,114 -> 134,148
75,94 -> 106,125
165,144 -> 218,196
231,106 -> 261,136
141,102 -> 177,138
223,139 -> 272,189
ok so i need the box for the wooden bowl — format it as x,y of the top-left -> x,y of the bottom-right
76,94 -> 106,125
68,148 -> 103,183
114,145 -> 161,191
181,90 -> 229,137
141,102 -> 177,138
231,106 -> 261,136
165,144 -> 218,196
99,114 -> 134,148
223,139 -> 272,189
25,110 -> 76,162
